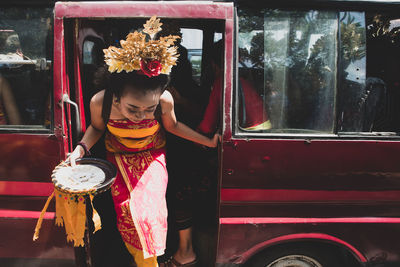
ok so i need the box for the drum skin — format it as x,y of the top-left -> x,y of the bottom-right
52,158 -> 117,196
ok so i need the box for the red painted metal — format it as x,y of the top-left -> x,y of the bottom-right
218,135 -> 400,264
0,218 -> 74,259
221,139 -> 400,191
53,14 -> 69,157
55,1 -> 233,19
220,217 -> 400,224
236,233 -> 368,263
0,134 -> 61,181
221,188 -> 400,202
223,11 -> 234,141
0,181 -> 53,196
0,209 -> 55,219
0,196 -> 56,213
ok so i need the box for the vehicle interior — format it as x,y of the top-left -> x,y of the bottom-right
64,17 -> 225,266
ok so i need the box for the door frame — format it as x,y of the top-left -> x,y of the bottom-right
54,1 -> 234,265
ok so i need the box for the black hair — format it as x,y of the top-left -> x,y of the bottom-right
210,39 -> 224,68
94,65 -> 170,100
110,71 -> 169,99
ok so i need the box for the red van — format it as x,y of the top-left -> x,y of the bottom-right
2,1 -> 400,266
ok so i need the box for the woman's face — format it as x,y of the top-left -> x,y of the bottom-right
118,87 -> 162,122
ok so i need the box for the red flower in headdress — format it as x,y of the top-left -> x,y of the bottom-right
139,59 -> 162,77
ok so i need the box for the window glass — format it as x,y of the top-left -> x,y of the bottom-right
238,7 -> 400,136
338,12 -> 400,134
83,40 -> 95,65
238,9 -> 338,133
0,8 -> 52,129
181,28 -> 203,84
214,32 -> 223,42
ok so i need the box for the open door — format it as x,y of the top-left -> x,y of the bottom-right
55,1 -> 234,266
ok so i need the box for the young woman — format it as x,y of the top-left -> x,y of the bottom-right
67,17 -> 219,267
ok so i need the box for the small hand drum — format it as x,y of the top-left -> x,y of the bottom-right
52,158 -> 117,195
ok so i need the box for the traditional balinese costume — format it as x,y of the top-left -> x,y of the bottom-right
105,118 -> 168,265
33,120 -> 168,267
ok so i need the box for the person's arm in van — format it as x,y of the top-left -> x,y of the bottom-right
67,91 -> 106,167
0,76 -> 21,125
161,90 -> 220,147
196,77 -> 222,135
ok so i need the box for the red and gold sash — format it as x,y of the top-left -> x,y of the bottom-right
106,119 -> 165,153
106,119 -> 168,258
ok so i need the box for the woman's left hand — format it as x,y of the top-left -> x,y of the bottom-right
205,133 -> 221,148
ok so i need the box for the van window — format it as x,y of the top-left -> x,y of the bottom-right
338,11 -> 400,134
237,8 -> 400,136
0,7 -> 52,130
237,9 -> 337,134
181,28 -> 203,85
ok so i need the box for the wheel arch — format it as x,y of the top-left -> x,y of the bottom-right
237,233 -> 367,265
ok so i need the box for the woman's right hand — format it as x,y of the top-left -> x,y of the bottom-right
66,145 -> 85,168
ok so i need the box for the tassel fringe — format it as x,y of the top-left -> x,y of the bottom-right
33,191 -> 55,241
33,188 -> 102,247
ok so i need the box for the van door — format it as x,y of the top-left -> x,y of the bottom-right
0,3 -> 75,266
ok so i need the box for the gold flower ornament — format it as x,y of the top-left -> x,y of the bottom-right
103,16 -> 180,76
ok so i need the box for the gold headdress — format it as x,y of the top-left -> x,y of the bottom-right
103,16 -> 180,77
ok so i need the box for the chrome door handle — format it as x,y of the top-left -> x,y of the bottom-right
62,94 -> 82,135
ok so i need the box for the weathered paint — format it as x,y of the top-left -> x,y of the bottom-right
0,181 -> 53,196
55,1 -> 234,19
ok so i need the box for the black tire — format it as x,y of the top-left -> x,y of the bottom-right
245,243 -> 352,267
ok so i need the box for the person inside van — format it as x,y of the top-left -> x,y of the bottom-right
0,31 -> 22,125
197,40 -> 271,135
0,75 -> 21,125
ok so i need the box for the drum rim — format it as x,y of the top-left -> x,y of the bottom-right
52,158 -> 117,195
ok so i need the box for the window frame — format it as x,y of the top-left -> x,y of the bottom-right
233,4 -> 400,140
